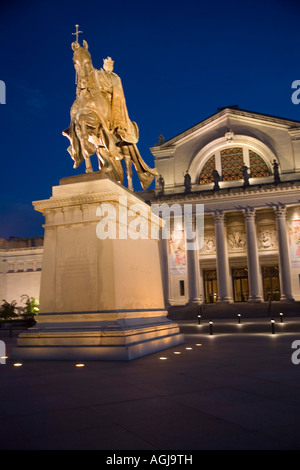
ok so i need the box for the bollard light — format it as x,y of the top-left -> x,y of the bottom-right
209,321 -> 213,335
238,313 -> 241,324
271,319 -> 275,334
280,312 -> 283,323
198,314 -> 201,325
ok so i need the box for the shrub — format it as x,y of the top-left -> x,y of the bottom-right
21,295 -> 39,316
0,300 -> 18,320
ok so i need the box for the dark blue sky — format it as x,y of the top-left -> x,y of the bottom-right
1,0 -> 300,239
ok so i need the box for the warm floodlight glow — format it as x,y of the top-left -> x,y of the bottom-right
174,351 -> 181,355
13,363 -> 22,367
186,347 -> 192,350
195,344 -> 202,347
159,357 -> 168,360
75,363 -> 85,368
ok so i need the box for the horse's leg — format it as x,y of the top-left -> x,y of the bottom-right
84,155 -> 93,173
76,116 -> 94,173
124,154 -> 133,191
96,148 -> 111,171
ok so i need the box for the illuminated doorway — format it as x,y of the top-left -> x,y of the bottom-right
204,270 -> 218,303
262,266 -> 281,301
232,268 -> 249,302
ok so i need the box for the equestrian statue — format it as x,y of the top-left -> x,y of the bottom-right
63,26 -> 158,190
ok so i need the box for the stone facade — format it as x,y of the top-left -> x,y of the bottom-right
0,237 -> 43,307
1,106 -> 300,309
139,106 -> 300,305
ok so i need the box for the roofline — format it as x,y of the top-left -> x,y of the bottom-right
156,106 -> 300,148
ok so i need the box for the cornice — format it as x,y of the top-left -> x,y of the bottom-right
0,247 -> 44,254
150,180 -> 300,207
33,191 -> 144,212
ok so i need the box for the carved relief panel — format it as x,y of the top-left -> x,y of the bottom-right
257,226 -> 278,251
227,226 -> 247,252
256,211 -> 278,252
226,213 -> 247,254
200,230 -> 216,254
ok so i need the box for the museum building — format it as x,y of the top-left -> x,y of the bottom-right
1,106 -> 300,309
139,106 -> 300,306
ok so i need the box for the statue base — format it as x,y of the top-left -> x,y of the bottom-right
12,173 -> 184,360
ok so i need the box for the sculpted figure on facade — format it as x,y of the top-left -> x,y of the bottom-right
227,228 -> 247,252
212,169 -> 220,190
201,231 -> 216,254
272,160 -> 281,184
257,227 -> 278,250
242,165 -> 251,187
158,174 -> 165,195
63,28 -> 158,190
184,170 -> 192,193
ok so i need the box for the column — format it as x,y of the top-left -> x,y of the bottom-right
185,214 -> 201,304
187,247 -> 201,304
275,204 -> 294,301
158,233 -> 172,307
214,210 -> 232,303
244,208 -> 263,302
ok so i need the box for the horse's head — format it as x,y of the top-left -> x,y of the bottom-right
72,40 -> 93,79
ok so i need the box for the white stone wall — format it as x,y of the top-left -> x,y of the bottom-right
0,248 -> 43,307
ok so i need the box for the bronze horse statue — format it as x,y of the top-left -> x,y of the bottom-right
63,40 -> 158,190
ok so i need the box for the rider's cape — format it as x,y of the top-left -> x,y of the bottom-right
63,68 -> 158,190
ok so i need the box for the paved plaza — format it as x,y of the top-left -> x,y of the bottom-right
0,314 -> 300,450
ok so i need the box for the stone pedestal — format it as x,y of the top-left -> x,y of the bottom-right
12,174 -> 184,360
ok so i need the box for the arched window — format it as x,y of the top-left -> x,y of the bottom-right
221,147 -> 244,181
249,150 -> 271,178
199,146 -> 271,185
199,155 -> 215,185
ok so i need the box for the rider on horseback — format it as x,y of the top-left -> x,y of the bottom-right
63,38 -> 158,190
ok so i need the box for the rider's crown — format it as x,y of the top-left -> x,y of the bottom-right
103,57 -> 114,67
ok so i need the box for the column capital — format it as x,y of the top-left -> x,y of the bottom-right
274,204 -> 287,219
213,210 -> 225,223
243,207 -> 256,220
